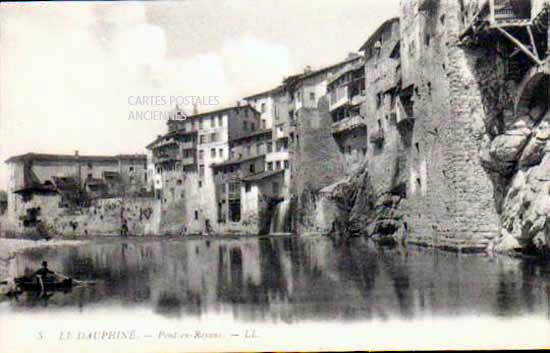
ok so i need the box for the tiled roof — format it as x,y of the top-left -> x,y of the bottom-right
6,153 -> 146,164
231,129 -> 272,142
241,169 -> 284,182
211,154 -> 266,168
358,17 -> 399,52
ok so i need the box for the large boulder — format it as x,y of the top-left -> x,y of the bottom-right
498,155 -> 550,252
489,127 -> 531,165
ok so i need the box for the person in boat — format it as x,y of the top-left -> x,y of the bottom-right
34,261 -> 55,291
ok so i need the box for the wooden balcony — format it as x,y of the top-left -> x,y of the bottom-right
331,114 -> 366,135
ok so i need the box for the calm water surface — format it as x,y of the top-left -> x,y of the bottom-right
2,236 -> 550,322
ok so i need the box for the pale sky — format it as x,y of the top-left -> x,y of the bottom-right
0,0 -> 399,189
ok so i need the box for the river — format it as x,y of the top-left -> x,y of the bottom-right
1,235 -> 550,352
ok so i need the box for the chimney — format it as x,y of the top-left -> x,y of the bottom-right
74,150 -> 79,157
304,65 -> 312,73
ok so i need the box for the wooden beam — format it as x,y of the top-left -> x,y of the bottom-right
495,26 -> 543,66
526,25 -> 540,60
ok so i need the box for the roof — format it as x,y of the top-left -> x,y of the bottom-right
147,128 -> 198,149
327,59 -> 365,86
6,153 -> 146,164
241,169 -> 284,182
230,129 -> 272,143
299,55 -> 363,82
166,104 -> 260,124
358,17 -> 399,52
243,85 -> 285,100
211,154 -> 266,168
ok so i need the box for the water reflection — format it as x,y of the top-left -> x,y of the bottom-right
4,236 -> 550,322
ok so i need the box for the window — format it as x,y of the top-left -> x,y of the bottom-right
267,162 -> 273,171
194,210 -> 199,220
243,121 -> 248,131
245,109 -> 249,117
249,163 -> 255,174
347,146 -> 352,155
256,143 -> 262,154
415,142 -> 420,154
87,173 -> 93,180
177,179 -> 182,185
245,182 -> 251,192
210,117 -> 215,128
87,163 -> 93,169
211,148 -> 216,158
310,92 -> 315,101
246,145 -> 252,156
199,164 -> 205,177
274,105 -> 279,119
198,181 -> 202,188
267,142 -> 273,153
284,160 -> 289,169
219,148 -> 223,158
251,123 -> 255,131
199,150 -> 204,160
210,133 -> 218,142
261,103 -> 266,113
276,161 -> 281,170
129,166 -> 134,172
199,118 -> 204,129
262,120 -> 267,129
192,120 -> 196,130
200,135 -> 206,144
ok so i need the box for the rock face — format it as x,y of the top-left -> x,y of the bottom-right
487,99 -> 550,254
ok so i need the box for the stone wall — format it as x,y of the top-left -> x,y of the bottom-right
291,98 -> 347,234
3,196 -> 160,238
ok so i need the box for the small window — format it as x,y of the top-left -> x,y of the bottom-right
249,163 -> 255,174
284,160 -> 289,169
199,164 -> 205,177
415,142 -> 420,154
219,148 -> 223,158
210,133 -> 217,142
261,103 -> 266,113
243,121 -> 248,131
210,117 -> 215,128
129,166 -> 134,172
276,161 -> 281,170
211,148 -> 216,158
177,179 -> 182,185
194,210 -> 199,220
262,120 -> 267,129
198,181 -> 203,188
310,92 -> 315,101
267,162 -> 273,171
245,182 -> 251,192
200,135 -> 206,144
87,163 -> 93,169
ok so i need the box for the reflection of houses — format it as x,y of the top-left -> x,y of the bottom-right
4,152 -> 147,231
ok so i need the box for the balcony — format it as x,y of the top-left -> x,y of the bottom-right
153,153 -> 180,164
331,114 -> 366,135
329,86 -> 349,112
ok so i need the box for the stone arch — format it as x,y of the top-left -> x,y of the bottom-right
515,66 -> 549,116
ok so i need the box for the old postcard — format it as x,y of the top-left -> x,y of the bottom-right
0,0 -> 549,352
